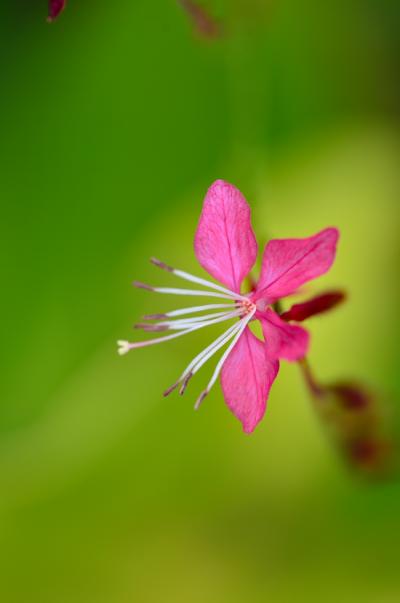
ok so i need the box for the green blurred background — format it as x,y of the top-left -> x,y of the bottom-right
0,1 -> 399,601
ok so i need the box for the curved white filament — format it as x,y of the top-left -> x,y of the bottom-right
169,320 -> 245,387
161,304 -> 235,318
152,287 -> 239,300
195,307 -> 256,409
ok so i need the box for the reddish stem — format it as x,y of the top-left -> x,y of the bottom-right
298,357 -> 324,399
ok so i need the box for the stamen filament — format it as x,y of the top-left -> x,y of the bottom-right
136,310 -> 243,332
188,321 -> 245,377
157,309 -> 242,327
118,309 -> 247,354
144,303 -> 234,319
158,310 -> 237,325
118,327 -> 202,353
151,258 -> 249,301
175,320 -> 246,395
134,282 -> 239,300
194,308 -> 256,409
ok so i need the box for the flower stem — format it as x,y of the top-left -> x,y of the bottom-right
298,357 -> 324,399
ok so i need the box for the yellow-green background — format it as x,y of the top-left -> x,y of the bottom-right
1,1 -> 399,601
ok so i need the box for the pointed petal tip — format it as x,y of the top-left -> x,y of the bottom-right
318,225 -> 340,250
325,226 -> 340,240
206,179 -> 244,198
208,178 -> 229,189
241,418 -> 258,434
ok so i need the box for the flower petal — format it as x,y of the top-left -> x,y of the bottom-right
194,180 -> 258,292
256,228 -> 339,300
220,327 -> 279,433
280,290 -> 346,322
261,309 -> 309,361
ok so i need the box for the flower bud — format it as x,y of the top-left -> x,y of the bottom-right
325,382 -> 395,478
299,360 -> 396,479
48,0 -> 66,22
281,291 -> 346,322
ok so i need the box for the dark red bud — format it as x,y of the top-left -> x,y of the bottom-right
349,439 -> 380,465
299,360 -> 395,478
48,0 -> 66,22
321,382 -> 393,477
329,383 -> 371,410
281,291 -> 346,322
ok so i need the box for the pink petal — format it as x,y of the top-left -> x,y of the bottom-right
194,180 -> 258,292
260,308 -> 309,361
280,290 -> 346,322
220,327 -> 279,433
256,228 -> 339,300
48,0 -> 66,21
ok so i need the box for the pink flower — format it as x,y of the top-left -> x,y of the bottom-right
118,180 -> 339,433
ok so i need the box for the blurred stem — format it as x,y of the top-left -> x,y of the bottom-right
298,357 -> 324,399
225,31 -> 268,161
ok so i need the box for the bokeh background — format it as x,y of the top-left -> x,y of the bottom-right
1,1 -> 399,601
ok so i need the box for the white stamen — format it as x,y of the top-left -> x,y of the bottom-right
182,321 -> 243,379
194,307 -> 256,409
158,310 -> 237,325
118,328 -> 200,352
170,320 -> 246,395
118,309 -> 246,352
153,303 -> 235,318
156,309 -> 243,330
152,287 -> 239,300
189,320 -> 245,377
151,258 -> 248,301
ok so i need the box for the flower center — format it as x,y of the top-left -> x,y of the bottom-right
117,257 -> 257,408
255,298 -> 269,312
238,297 -> 257,316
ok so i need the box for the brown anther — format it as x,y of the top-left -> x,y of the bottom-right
163,381 -> 180,397
151,258 -> 174,272
179,372 -> 193,395
133,281 -> 154,291
134,323 -> 168,332
194,390 -> 208,410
